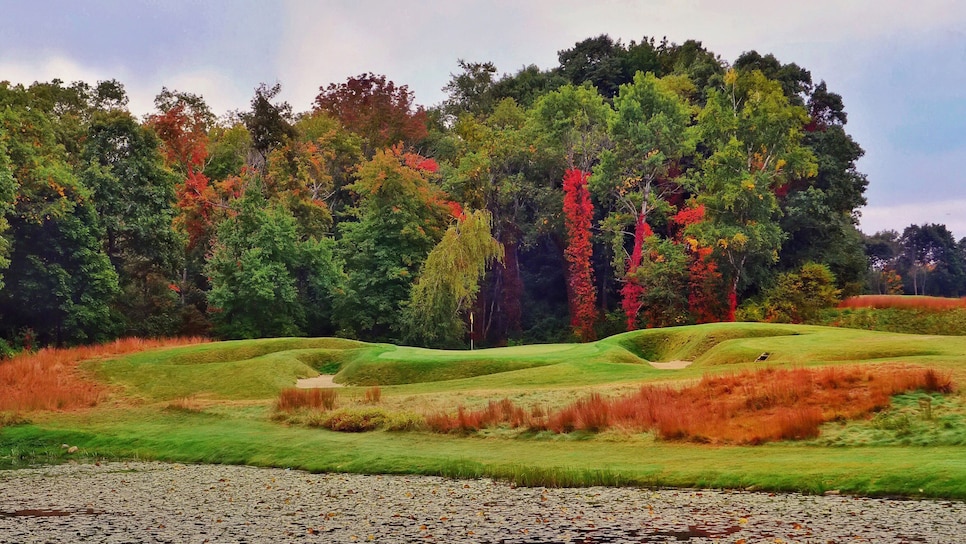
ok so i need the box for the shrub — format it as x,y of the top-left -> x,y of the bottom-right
163,397 -> 204,414
319,408 -> 389,432
763,263 -> 840,323
384,411 -> 425,431
0,411 -> 29,428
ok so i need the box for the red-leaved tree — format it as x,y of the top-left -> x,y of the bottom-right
563,169 -> 597,341
620,214 -> 653,330
314,73 -> 428,156
148,102 -> 217,252
672,204 -> 730,323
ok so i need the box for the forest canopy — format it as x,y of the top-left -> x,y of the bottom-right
0,35 -> 958,350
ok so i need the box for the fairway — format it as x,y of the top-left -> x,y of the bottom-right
3,323 -> 966,498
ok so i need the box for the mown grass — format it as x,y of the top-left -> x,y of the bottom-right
4,322 -> 966,498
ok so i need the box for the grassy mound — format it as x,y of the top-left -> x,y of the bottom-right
5,322 -> 966,498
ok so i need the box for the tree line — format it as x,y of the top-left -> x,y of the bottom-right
0,35 -> 956,350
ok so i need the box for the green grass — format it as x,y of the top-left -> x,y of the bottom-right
5,322 -> 966,498
4,409 -> 966,497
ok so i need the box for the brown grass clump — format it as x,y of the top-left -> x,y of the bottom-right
426,365 -> 954,444
0,336 -> 207,413
364,386 -> 382,404
839,295 -> 966,311
275,388 -> 337,412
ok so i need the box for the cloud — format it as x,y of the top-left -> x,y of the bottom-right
0,56 -> 255,120
860,199 -> 966,239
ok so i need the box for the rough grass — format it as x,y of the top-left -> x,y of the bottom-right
0,337 -> 207,412
426,365 -> 954,444
839,295 -> 966,311
819,306 -> 966,336
275,388 -> 337,412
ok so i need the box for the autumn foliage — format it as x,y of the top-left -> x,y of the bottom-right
562,169 -> 597,341
0,337 -> 207,413
314,73 -> 429,153
674,205 -> 729,323
425,364 -> 953,444
621,215 -> 652,330
148,100 -> 217,250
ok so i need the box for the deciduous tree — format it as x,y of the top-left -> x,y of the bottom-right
338,147 -> 451,339
690,69 -> 816,311
315,73 -> 428,156
404,209 -> 504,347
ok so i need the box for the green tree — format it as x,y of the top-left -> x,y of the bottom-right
627,235 -> 690,328
443,99 -> 561,344
403,209 -> 504,347
442,59 -> 498,120
338,148 -> 451,340
0,93 -> 119,345
897,224 -> 966,296
206,184 -> 344,339
265,111 -> 363,237
243,83 -> 297,172
593,72 -> 694,277
0,141 -> 15,290
80,110 -> 182,336
690,69 -> 817,307
530,83 -> 612,172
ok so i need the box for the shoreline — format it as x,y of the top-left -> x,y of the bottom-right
2,461 -> 964,542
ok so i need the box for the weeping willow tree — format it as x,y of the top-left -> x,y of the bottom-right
403,209 -> 504,347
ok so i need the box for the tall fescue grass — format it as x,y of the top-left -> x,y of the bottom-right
275,388 -> 338,411
839,295 -> 966,311
0,337 -> 207,413
427,365 -> 954,444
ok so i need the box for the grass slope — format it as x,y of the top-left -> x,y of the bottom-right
4,322 -> 966,497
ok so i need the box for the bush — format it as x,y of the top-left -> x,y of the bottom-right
318,408 -> 388,432
763,263 -> 840,323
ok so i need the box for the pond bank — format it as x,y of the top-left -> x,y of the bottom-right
1,462 -> 963,542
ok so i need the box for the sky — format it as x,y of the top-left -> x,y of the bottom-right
2,0 -> 965,238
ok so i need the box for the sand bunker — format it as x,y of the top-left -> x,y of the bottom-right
648,360 -> 692,370
295,374 -> 342,388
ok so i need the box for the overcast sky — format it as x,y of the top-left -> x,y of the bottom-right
2,0 -> 965,238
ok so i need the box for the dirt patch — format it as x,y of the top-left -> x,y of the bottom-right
295,374 -> 342,388
648,360 -> 692,370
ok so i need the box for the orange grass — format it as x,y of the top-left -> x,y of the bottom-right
0,336 -> 207,413
364,386 -> 382,404
275,388 -> 337,412
426,365 -> 954,444
839,295 -> 966,311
